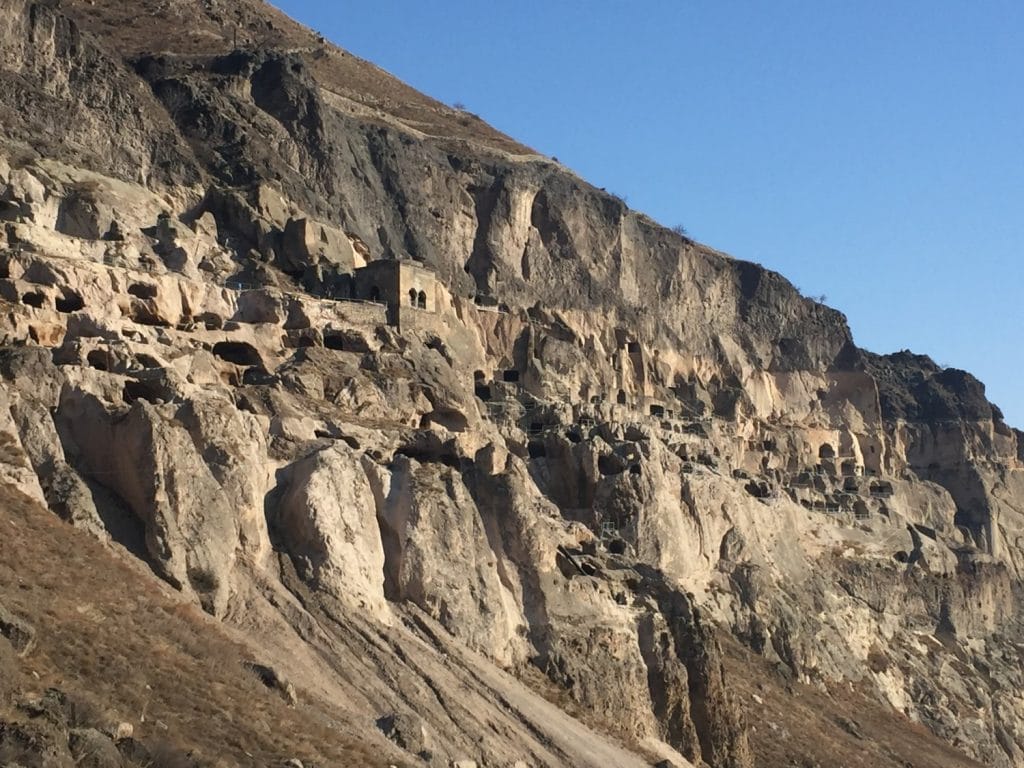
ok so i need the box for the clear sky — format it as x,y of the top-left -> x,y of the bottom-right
275,0 -> 1023,427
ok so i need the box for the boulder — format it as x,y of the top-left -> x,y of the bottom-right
374,456 -> 524,665
105,722 -> 134,742
57,391 -> 237,616
0,389 -> 46,504
244,661 -> 299,706
280,216 -> 356,274
68,728 -> 123,768
56,186 -> 116,240
0,603 -> 35,655
376,712 -> 435,760
275,444 -> 390,620
175,395 -> 272,561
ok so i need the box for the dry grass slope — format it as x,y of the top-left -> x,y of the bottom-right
720,635 -> 985,768
0,485 -> 386,768
63,0 -> 537,157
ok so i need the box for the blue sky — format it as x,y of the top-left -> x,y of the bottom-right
276,1 -> 1023,427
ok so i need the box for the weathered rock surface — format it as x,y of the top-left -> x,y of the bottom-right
0,601 -> 34,655
0,1 -> 1020,767
274,444 -> 389,619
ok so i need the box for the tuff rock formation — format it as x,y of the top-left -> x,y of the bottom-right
0,1 -> 1020,767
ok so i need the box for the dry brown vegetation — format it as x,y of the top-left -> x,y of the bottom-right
719,634 -> 984,768
0,486 -> 385,767
63,0 -> 537,158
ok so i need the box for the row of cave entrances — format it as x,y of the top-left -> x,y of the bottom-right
526,433 -> 644,479
20,282 -> 159,314
22,290 -> 84,313
85,339 -> 265,377
473,368 -> 519,401
472,369 -> 661,416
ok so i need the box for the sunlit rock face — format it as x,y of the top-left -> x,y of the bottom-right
0,1 -> 1021,766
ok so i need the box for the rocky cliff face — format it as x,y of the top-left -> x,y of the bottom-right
0,1 -> 1020,767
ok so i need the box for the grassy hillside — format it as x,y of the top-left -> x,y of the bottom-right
0,486 -> 385,768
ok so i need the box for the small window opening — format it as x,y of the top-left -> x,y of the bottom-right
128,283 -> 158,300
86,349 -> 110,371
123,380 -> 163,405
22,292 -> 46,308
212,341 -> 262,367
56,292 -> 84,313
